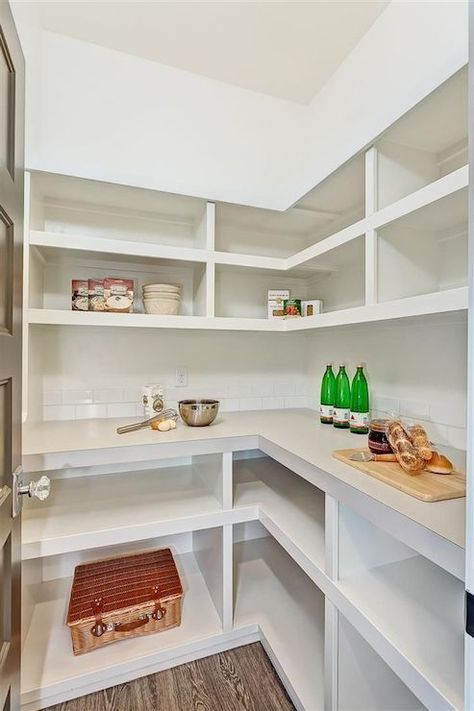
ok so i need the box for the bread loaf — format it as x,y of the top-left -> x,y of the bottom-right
407,424 -> 433,461
386,421 -> 425,474
424,451 -> 453,475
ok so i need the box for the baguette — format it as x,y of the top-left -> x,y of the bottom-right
424,451 -> 453,475
386,421 -> 425,474
407,424 -> 433,462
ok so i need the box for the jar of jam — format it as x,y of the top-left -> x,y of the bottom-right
368,419 -> 393,455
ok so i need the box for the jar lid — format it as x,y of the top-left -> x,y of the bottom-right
369,418 -> 389,433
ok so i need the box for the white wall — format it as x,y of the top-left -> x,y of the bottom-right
31,314 -> 468,450
305,314 -> 467,450
12,1 -> 468,210
15,24 -> 305,209
31,326 -> 311,422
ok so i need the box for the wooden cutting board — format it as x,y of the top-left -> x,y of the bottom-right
333,449 -> 466,502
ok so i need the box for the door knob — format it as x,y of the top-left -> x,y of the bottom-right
18,475 -> 50,501
12,467 -> 51,517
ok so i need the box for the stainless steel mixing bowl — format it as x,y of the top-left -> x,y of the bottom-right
178,399 -> 220,427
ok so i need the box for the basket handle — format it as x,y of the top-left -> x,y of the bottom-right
90,586 -> 166,638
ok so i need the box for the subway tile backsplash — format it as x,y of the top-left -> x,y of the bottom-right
41,384 -> 466,450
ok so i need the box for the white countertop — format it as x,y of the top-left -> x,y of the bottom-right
22,409 -> 466,549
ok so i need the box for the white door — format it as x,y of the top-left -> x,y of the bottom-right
0,2 -> 24,709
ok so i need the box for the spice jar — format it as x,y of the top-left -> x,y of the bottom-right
368,419 -> 393,455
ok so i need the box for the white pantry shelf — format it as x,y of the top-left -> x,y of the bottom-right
21,552 -> 227,711
339,555 -> 464,710
29,165 -> 467,275
26,286 -> 467,333
29,230 -> 210,264
233,534 -> 325,711
233,457 -> 326,572
285,287 -> 468,331
22,465 -> 224,560
30,229 -> 287,273
26,308 -> 286,332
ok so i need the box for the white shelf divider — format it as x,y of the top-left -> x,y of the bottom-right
365,147 -> 378,305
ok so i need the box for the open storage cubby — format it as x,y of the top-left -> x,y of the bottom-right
375,67 -> 467,209
298,235 -> 366,314
214,263 -> 325,319
337,504 -> 464,709
28,246 -> 209,317
337,613 -> 425,711
233,522 -> 325,710
22,529 -> 226,710
293,153 -> 365,242
215,236 -> 365,320
232,453 -> 325,570
215,153 -> 365,258
30,172 -> 209,250
377,186 -> 468,302
22,454 -> 225,560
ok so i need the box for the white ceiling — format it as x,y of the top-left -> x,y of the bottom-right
19,1 -> 388,104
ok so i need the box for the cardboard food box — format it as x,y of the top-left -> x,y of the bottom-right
71,280 -> 88,311
283,299 -> 302,318
88,279 -> 106,312
302,300 -> 323,317
268,289 -> 290,319
103,278 -> 134,313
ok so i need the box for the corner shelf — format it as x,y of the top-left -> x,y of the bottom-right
233,457 -> 325,571
27,285 -> 467,333
25,167 -> 468,333
233,530 -> 325,711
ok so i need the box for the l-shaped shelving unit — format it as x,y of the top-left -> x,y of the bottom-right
20,65 -> 469,710
21,412 -> 465,711
24,66 -> 468,337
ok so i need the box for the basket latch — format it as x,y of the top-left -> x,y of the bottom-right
90,587 -> 166,637
151,585 -> 166,621
91,597 -> 108,637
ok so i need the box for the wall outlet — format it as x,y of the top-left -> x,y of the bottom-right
175,367 -> 188,387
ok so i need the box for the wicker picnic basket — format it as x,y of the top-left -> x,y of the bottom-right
66,548 -> 183,655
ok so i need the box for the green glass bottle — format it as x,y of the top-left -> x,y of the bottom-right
350,365 -> 370,434
334,365 -> 351,429
320,364 -> 336,424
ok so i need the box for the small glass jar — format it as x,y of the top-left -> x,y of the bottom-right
368,419 -> 393,455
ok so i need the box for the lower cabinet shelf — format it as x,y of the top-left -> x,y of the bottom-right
21,547 -> 227,710
337,614 -> 426,711
233,455 -> 326,571
233,525 -> 325,711
22,462 -> 223,560
338,505 -> 464,709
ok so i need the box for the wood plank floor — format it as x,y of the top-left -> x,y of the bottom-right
45,643 -> 295,711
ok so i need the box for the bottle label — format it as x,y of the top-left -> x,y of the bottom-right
350,412 -> 370,427
319,404 -> 333,418
333,407 -> 350,424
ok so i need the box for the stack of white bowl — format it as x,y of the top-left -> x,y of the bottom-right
142,283 -> 181,315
